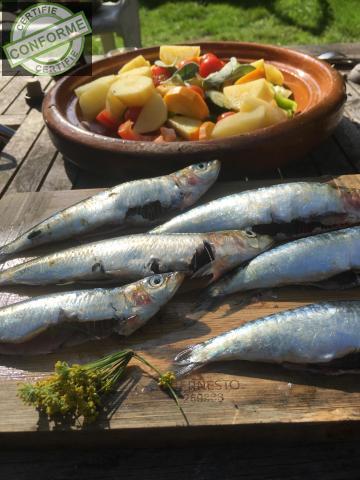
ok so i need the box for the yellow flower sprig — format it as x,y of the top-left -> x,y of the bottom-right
18,349 -> 188,426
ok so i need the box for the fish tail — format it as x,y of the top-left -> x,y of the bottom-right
173,344 -> 205,377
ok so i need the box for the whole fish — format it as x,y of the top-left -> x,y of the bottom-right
208,226 -> 360,298
0,161 -> 220,261
0,272 -> 184,351
174,301 -> 360,376
0,230 -> 273,286
152,181 -> 360,235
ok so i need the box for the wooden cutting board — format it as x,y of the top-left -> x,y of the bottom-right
1,176 -> 360,447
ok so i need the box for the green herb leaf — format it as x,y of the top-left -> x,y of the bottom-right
203,57 -> 255,90
162,62 -> 200,86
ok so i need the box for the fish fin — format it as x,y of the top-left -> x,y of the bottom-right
173,344 -> 205,377
191,261 -> 215,280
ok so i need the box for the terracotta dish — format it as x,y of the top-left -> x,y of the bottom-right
43,42 -> 346,179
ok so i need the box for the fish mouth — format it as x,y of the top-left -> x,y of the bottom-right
164,271 -> 186,292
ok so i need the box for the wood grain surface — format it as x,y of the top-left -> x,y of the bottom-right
1,177 -> 360,445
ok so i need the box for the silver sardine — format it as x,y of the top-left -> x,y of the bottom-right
0,161 -> 220,260
208,226 -> 360,298
174,301 -> 360,375
152,181 -> 360,235
0,230 -> 273,286
0,272 -> 184,347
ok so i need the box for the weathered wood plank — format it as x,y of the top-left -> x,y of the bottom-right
0,76 -> 28,114
1,176 -> 360,442
40,153 -> 79,191
0,114 -> 25,127
4,77 -> 52,116
0,109 -> 44,196
5,128 -> 57,194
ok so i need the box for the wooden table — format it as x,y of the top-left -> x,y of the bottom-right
1,43 -> 360,479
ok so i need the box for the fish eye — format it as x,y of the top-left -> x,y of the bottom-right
195,162 -> 207,170
245,229 -> 256,238
148,275 -> 164,287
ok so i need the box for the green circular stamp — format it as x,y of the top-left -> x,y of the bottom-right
4,2 -> 92,76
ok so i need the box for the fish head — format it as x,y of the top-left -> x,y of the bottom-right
126,272 -> 185,310
204,230 -> 274,282
172,160 -> 221,208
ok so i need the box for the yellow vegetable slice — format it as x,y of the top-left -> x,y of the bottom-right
164,86 -> 209,120
211,106 -> 267,139
264,63 -> 284,85
111,76 -> 155,107
167,115 -> 202,140
238,95 -> 287,126
106,90 -> 126,119
119,54 -> 150,73
159,45 -> 201,65
224,78 -> 275,109
134,92 -> 167,134
74,75 -> 116,99
117,66 -> 152,79
251,59 -> 265,72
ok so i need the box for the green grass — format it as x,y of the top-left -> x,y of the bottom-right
92,0 -> 360,53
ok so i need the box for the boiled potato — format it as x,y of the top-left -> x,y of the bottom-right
211,106 -> 266,139
79,76 -> 117,120
251,59 -> 265,72
224,78 -> 274,109
239,95 -> 287,126
134,92 -> 167,134
117,66 -> 152,79
160,45 -> 200,65
119,55 -> 150,73
167,115 -> 202,140
74,75 -> 116,99
164,86 -> 209,120
111,76 -> 155,107
106,90 -> 126,119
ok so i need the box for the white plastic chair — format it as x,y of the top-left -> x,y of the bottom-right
92,0 -> 142,52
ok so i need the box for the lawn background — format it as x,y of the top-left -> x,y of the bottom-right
93,0 -> 359,53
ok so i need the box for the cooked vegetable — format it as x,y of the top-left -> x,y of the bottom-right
118,65 -> 152,79
159,45 -> 201,66
76,46 -> 297,141
224,78 -> 275,109
167,115 -> 202,140
78,75 -> 117,120
74,74 -> 116,99
199,121 -> 216,140
134,92 -> 168,134
164,86 -> 209,120
199,53 -> 224,78
111,75 -> 155,107
211,106 -> 266,139
119,54 -> 150,73
264,63 -> 284,85
203,57 -> 255,90
275,92 -> 298,115
105,90 -> 126,119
